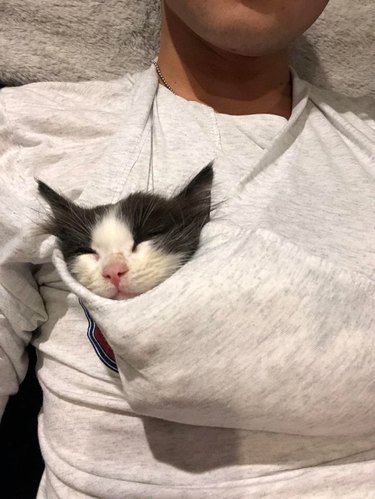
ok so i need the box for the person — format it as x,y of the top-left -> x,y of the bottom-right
1,1 -> 374,497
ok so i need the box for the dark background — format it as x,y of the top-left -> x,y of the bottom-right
0,345 -> 44,499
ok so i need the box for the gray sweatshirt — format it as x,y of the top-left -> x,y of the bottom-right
0,65 -> 375,498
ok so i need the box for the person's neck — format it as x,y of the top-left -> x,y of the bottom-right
157,5 -> 292,118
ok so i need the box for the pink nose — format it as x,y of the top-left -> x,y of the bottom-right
102,261 -> 128,287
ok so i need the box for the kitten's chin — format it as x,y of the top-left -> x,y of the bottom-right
112,290 -> 139,300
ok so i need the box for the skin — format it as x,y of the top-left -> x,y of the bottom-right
157,0 -> 329,117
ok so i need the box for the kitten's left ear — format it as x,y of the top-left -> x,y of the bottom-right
175,161 -> 214,203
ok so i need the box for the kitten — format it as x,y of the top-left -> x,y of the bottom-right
37,164 -> 213,300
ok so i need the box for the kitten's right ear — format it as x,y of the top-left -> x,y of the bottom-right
36,179 -> 72,216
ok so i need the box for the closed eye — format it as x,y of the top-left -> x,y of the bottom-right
131,229 -> 166,252
76,247 -> 98,256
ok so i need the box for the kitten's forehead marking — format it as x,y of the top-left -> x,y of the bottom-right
91,209 -> 133,253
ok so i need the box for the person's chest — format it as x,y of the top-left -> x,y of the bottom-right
125,101 -> 375,281
28,95 -> 375,435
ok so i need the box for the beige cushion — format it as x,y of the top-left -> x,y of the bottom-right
0,0 -> 373,97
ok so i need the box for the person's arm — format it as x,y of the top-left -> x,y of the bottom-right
0,94 -> 47,419
0,268 -> 47,419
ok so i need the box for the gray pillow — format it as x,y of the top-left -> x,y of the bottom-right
0,0 -> 373,97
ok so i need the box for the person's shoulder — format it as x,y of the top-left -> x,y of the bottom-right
308,83 -> 375,130
0,71 -> 140,129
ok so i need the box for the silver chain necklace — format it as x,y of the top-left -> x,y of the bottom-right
152,60 -> 176,95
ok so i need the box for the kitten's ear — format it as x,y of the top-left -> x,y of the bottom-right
175,162 -> 214,202
36,179 -> 73,217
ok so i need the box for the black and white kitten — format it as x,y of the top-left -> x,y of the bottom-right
37,164 -> 213,300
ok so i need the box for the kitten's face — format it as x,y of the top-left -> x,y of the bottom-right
38,164 -> 213,299
68,208 -> 185,299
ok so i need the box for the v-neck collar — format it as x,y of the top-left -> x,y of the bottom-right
76,65 -> 310,207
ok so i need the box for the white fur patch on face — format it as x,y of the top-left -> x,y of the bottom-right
91,209 -> 134,258
126,241 -> 183,296
69,209 -> 184,299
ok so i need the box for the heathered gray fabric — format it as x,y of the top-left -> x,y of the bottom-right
0,65 -> 375,498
